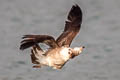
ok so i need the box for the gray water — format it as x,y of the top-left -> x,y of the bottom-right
0,0 -> 120,80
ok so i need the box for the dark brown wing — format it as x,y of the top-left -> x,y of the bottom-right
56,4 -> 82,47
20,35 -> 59,50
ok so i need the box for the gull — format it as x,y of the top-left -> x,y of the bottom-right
20,4 -> 85,69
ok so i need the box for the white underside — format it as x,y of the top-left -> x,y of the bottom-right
60,47 -> 70,61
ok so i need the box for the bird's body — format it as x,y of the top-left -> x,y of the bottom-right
20,4 -> 84,69
31,46 -> 84,69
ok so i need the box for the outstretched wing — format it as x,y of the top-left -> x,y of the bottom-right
56,4 -> 82,47
20,35 -> 59,50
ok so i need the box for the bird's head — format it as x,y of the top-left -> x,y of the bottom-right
69,46 -> 85,59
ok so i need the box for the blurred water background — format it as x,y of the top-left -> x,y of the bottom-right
0,0 -> 120,80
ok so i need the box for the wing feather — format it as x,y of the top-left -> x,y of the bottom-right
20,35 -> 59,50
56,4 -> 82,47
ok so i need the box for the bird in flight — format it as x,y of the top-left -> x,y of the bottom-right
20,4 -> 85,69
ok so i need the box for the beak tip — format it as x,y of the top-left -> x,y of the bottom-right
82,46 -> 85,48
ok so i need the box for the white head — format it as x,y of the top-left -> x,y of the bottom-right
69,46 -> 85,59
60,46 -> 85,60
73,46 -> 85,54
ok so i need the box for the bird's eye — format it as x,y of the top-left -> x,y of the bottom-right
68,52 -> 71,54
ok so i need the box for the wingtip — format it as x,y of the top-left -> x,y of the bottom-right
69,4 -> 82,17
19,47 -> 24,51
67,4 -> 82,25
72,4 -> 81,10
72,4 -> 79,8
22,35 -> 30,39
19,44 -> 25,50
